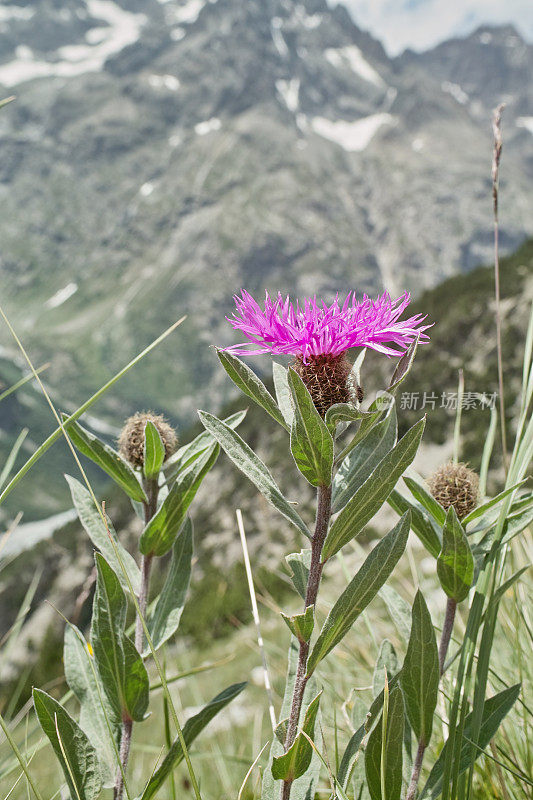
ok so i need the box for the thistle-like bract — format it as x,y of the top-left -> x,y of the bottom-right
118,411 -> 177,467
428,462 -> 480,520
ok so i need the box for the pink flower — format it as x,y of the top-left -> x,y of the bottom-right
225,290 -> 431,361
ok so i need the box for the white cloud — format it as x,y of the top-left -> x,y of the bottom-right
330,0 -> 533,55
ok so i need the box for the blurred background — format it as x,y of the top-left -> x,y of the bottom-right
0,0 -> 532,771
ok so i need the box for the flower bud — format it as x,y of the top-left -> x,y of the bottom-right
428,462 -> 479,520
118,411 -> 177,468
292,353 -> 360,417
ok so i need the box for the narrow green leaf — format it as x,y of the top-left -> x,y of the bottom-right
164,410 -> 246,479
67,475 -> 141,595
324,403 -> 365,432
437,507 -> 474,602
273,362 -> 294,428
378,585 -> 412,644
63,625 -> 120,787
217,350 -> 289,430
33,689 -> 102,800
403,475 -> 445,526
286,550 -> 311,599
400,590 -> 439,745
373,640 -> 398,698
145,519 -> 193,654
323,420 -> 424,561
143,420 -> 166,479
387,489 -> 441,558
281,606 -> 315,643
336,393 -> 395,463
462,480 -> 527,525
140,444 -> 218,556
91,554 -> 149,723
333,409 -> 397,512
421,685 -> 521,799
388,337 -> 420,393
140,683 -> 247,800
365,684 -> 404,800
308,514 -> 410,674
288,368 -> 334,487
62,416 -> 147,503
198,411 -> 309,538
272,693 -> 321,781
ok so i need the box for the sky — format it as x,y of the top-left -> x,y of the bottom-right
334,0 -> 533,55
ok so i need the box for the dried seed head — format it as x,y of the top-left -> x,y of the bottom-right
118,411 -> 177,468
428,462 -> 479,520
292,353 -> 360,417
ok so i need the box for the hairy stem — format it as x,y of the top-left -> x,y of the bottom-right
114,477 -> 158,800
439,598 -> 457,675
281,484 -> 332,800
406,596 -> 458,800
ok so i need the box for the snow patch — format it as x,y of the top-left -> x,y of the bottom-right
170,27 -> 186,40
311,113 -> 395,152
479,32 -> 492,44
411,137 -> 424,152
324,46 -> 385,88
148,73 -> 180,91
0,5 -> 35,21
271,18 -> 289,58
45,282 -> 78,309
441,81 -> 468,105
195,117 -> 221,135
139,182 -> 155,197
168,133 -> 182,147
276,78 -> 300,112
517,117 -> 533,135
291,5 -> 322,29
0,0 -> 146,87
171,0 -> 205,24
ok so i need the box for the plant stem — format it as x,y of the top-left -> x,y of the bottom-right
114,477 -> 158,800
406,740 -> 426,800
281,484 -> 332,800
439,598 -> 457,675
492,103 -> 508,469
406,597 -> 457,800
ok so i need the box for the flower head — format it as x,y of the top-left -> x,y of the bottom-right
428,462 -> 479,520
225,290 -> 430,361
118,411 -> 177,468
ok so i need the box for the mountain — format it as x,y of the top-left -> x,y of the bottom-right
1,0 -> 533,519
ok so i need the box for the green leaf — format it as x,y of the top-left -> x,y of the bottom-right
66,476 -> 141,595
273,362 -> 294,428
388,337 -> 420,393
437,507 -> 474,602
286,549 -> 311,599
323,420 -> 424,561
271,692 -> 321,781
336,394 -> 395,463
217,350 -> 289,430
143,420 -> 166,479
462,480 -> 527,525
281,606 -> 315,643
333,409 -> 397,513
140,683 -> 247,800
365,684 -> 404,800
33,688 -> 102,800
421,685 -> 521,799
144,519 -> 193,654
373,640 -> 398,698
288,368 -> 334,487
164,410 -> 246,479
387,489 -> 441,558
63,625 -> 120,787
378,585 -> 412,644
140,444 -> 218,556
324,403 -> 365,432
400,590 -> 439,745
91,554 -> 149,723
403,475 -> 446,526
198,411 -> 309,538
62,416 -> 147,503
308,514 -> 410,674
